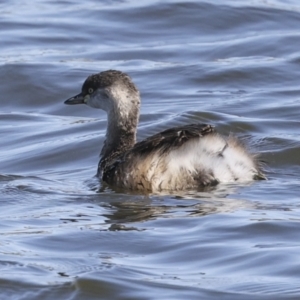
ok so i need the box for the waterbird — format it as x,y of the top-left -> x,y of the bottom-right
64,70 -> 265,192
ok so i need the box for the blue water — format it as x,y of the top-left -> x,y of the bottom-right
1,0 -> 300,299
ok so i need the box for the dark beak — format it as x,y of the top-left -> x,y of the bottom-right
64,93 -> 85,105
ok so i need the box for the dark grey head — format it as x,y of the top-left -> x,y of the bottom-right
64,70 -> 140,114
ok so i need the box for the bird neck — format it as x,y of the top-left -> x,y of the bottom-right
99,100 -> 140,171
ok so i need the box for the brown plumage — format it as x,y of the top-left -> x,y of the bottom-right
101,124 -> 217,190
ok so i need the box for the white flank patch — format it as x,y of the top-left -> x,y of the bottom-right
147,134 -> 258,191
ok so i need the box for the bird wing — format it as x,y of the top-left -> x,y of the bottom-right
132,123 -> 215,155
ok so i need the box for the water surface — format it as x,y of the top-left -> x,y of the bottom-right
1,0 -> 300,299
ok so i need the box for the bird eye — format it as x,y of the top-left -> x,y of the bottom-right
88,88 -> 94,94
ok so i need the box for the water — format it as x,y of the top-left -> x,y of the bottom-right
1,0 -> 300,299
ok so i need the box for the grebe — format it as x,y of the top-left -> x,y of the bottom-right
64,70 -> 264,192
